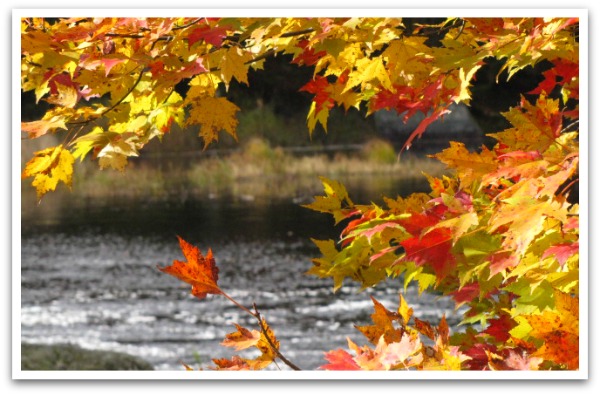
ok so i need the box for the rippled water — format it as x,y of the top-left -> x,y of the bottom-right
20,177 -> 465,371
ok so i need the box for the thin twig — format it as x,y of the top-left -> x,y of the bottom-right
172,18 -> 204,31
66,66 -> 145,126
253,304 -> 302,371
559,119 -> 579,135
219,290 -> 258,318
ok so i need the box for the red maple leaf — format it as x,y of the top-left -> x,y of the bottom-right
450,282 -> 480,306
320,349 -> 361,370
489,251 -> 518,276
292,40 -> 326,66
529,59 -> 579,99
158,236 -> 220,300
400,227 -> 455,279
188,25 -> 230,48
300,75 -> 334,113
483,314 -> 516,343
399,211 -> 441,235
542,242 -> 579,267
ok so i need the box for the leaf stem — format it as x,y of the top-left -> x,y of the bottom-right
218,289 -> 257,318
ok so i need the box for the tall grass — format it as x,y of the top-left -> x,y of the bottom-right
21,137 -> 448,206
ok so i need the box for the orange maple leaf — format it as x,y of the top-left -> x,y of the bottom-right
221,324 -> 261,351
158,236 -> 221,300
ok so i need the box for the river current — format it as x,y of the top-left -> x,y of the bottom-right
20,178 -> 465,371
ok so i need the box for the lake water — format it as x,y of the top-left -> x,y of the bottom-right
20,175 -> 465,371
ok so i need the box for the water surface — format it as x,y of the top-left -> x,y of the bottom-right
21,175 -> 464,370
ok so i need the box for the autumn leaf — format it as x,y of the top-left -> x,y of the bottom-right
212,356 -> 252,371
320,348 -> 361,370
493,94 -> 563,153
334,334 -> 423,371
218,46 -> 253,87
21,116 -> 68,139
400,227 -> 456,280
157,236 -> 221,300
221,324 -> 261,351
188,24 -> 229,48
414,317 -> 436,340
355,296 -> 403,344
524,290 -> 579,369
433,142 -> 498,188
483,314 -> 517,343
186,96 -> 240,147
488,348 -> 543,371
22,144 -> 74,199
489,195 -> 568,256
303,176 -> 354,224
398,293 -> 413,325
542,242 -> 579,267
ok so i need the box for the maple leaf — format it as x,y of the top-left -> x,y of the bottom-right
483,314 -> 516,343
414,317 -> 436,341
343,334 -> 423,371
355,296 -> 403,344
299,75 -> 334,114
188,25 -> 229,48
218,46 -> 253,87
211,356 -> 252,371
542,242 -> 579,267
524,290 -> 579,369
320,348 -> 361,370
487,348 -> 543,371
426,211 -> 479,244
21,116 -> 68,139
400,227 -> 456,280
157,236 -> 221,300
22,145 -> 74,200
489,251 -> 519,277
254,317 -> 280,361
186,96 -> 240,147
303,177 -> 354,224
221,324 -> 261,351
489,195 -> 568,256
450,282 -> 481,307
493,94 -> 563,153
433,142 -> 498,188
292,39 -> 326,66
398,293 -> 413,325
379,333 -> 423,370
46,81 -> 79,108
401,107 -> 451,152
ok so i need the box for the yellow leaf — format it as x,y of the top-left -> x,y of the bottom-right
22,145 -> 74,199
303,176 -> 353,224
426,211 -> 479,244
98,152 -> 128,171
186,96 -> 240,147
456,65 -> 481,103
306,101 -> 329,134
71,126 -> 104,162
433,142 -> 498,188
345,57 -> 392,93
219,46 -> 253,88
398,293 -> 413,325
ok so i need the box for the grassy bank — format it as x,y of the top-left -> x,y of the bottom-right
22,138 -> 447,204
21,343 -> 154,370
